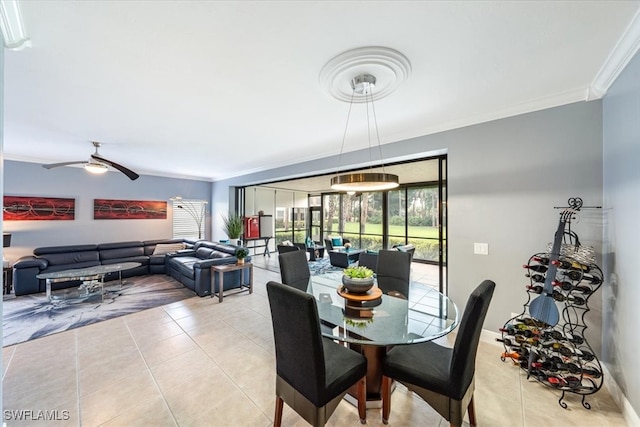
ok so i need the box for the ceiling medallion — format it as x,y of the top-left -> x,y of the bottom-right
319,46 -> 411,103
329,72 -> 400,193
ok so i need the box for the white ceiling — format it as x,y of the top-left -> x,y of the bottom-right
4,1 -> 640,184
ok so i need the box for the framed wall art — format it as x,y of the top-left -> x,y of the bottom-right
3,196 -> 76,221
93,199 -> 167,220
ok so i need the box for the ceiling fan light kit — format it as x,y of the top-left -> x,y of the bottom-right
84,162 -> 108,174
321,47 -> 409,193
42,141 -> 140,181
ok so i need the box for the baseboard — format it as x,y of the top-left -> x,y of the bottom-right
601,363 -> 640,427
481,328 -> 640,425
480,328 -> 501,345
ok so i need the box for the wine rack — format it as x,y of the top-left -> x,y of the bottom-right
499,197 -> 604,409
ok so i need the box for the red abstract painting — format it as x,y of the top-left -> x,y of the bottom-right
94,199 -> 167,220
3,196 -> 75,221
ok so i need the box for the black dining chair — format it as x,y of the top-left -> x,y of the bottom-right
357,251 -> 378,273
376,250 -> 412,299
266,281 -> 367,426
278,250 -> 311,292
380,279 -> 496,426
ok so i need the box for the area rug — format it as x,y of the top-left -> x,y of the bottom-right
308,257 -> 344,275
2,275 -> 194,347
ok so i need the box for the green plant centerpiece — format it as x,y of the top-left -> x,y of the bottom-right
235,247 -> 249,265
342,265 -> 375,294
222,214 -> 243,242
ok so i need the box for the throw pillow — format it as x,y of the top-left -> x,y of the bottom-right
331,237 -> 343,246
153,242 -> 186,255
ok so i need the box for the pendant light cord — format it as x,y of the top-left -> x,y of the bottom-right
335,90 -> 356,174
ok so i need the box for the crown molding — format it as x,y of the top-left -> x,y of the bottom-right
589,8 -> 640,100
0,0 -> 30,50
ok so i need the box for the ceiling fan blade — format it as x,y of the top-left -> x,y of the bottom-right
42,161 -> 86,169
91,154 -> 140,180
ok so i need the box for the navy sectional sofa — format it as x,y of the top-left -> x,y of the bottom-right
12,239 -> 250,297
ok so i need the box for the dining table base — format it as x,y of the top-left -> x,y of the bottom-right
345,343 -> 393,408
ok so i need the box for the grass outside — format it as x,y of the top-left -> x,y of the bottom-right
340,222 -> 445,239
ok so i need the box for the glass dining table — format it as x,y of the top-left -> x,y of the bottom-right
308,272 -> 459,406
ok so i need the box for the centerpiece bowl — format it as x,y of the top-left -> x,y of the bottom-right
341,265 -> 374,294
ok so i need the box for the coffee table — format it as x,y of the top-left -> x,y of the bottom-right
328,249 -> 364,268
36,262 -> 141,302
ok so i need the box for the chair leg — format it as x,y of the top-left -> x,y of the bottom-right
381,375 -> 391,424
468,395 -> 477,426
357,376 -> 367,424
274,396 -> 283,427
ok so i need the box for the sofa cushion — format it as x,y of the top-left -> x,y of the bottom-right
152,242 -> 186,255
100,255 -> 150,266
195,247 -> 215,259
170,257 -> 199,279
39,250 -> 100,266
209,251 -> 232,259
99,246 -> 145,261
34,244 -> 98,256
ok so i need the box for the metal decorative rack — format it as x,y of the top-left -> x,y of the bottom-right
499,197 -> 604,409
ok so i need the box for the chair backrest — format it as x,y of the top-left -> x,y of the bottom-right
277,244 -> 300,254
266,281 -> 326,406
278,250 -> 311,291
450,280 -> 496,398
358,252 -> 378,273
376,250 -> 412,297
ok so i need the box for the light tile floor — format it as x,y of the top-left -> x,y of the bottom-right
2,258 -> 628,426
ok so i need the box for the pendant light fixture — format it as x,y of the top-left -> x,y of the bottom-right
330,73 -> 399,192
320,47 -> 411,193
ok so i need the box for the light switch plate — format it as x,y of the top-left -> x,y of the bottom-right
474,242 -> 489,255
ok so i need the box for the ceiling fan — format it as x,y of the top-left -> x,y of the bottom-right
42,141 -> 139,181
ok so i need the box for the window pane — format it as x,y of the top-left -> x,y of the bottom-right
388,189 -> 406,244
362,192 -> 383,236
323,194 -> 341,236
172,200 -> 206,240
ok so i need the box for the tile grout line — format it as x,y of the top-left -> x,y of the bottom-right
170,297 -> 276,425
122,312 -> 180,427
74,330 -> 81,427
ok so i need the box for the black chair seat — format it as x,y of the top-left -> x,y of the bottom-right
382,341 -> 456,398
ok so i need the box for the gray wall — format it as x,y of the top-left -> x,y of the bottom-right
2,160 -> 212,261
214,101 -> 604,338
603,48 -> 640,416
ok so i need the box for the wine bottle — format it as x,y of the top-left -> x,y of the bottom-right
523,264 -> 548,273
540,330 -> 563,341
501,351 -> 528,362
502,323 -> 541,334
532,256 -> 550,265
571,261 -> 591,273
526,285 -> 543,294
531,361 -> 559,372
552,280 -> 573,291
572,285 -> 593,295
515,317 -> 550,328
580,367 -> 602,378
551,259 -> 572,269
579,274 -> 602,285
557,362 -> 581,374
499,326 -> 537,338
527,273 -> 545,283
550,291 -> 586,306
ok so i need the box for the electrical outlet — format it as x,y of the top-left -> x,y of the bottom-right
473,242 -> 489,255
